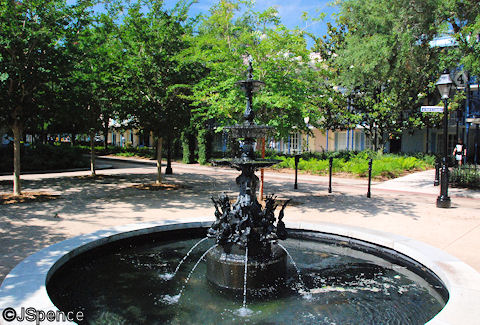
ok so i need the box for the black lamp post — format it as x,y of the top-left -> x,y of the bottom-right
436,70 -> 454,208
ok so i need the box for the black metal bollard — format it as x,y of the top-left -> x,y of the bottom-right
434,159 -> 440,186
294,154 -> 300,189
328,157 -> 333,193
367,158 -> 373,198
165,139 -> 173,175
165,158 -> 173,175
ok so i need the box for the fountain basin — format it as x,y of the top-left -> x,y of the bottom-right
1,220 -> 480,324
206,244 -> 287,291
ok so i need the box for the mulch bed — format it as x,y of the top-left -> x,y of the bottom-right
74,174 -> 124,180
0,192 -> 60,205
129,183 -> 187,191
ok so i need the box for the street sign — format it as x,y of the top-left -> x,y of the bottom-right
421,106 -> 444,113
454,71 -> 468,87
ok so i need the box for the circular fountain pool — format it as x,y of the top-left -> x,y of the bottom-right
46,227 -> 447,324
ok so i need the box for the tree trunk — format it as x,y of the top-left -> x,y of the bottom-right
156,137 -> 163,184
90,131 -> 96,176
12,121 -> 23,196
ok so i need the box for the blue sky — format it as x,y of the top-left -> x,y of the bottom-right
67,0 -> 338,48
163,0 -> 338,43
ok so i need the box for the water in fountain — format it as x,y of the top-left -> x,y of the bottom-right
47,233 -> 447,324
161,244 -> 218,305
235,246 -> 255,317
277,242 -> 312,299
159,237 -> 209,280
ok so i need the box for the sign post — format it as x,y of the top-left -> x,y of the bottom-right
454,71 -> 467,88
421,106 -> 444,113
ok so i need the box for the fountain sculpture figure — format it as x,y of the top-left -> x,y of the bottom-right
206,57 -> 290,291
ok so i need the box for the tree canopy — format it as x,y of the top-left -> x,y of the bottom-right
0,0 -> 91,194
316,0 -> 448,149
181,0 -> 331,138
0,0 -> 479,194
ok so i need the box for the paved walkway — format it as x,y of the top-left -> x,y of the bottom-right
0,157 -> 479,284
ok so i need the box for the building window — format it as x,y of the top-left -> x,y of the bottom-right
355,131 -> 363,151
335,132 -> 347,151
290,132 -> 301,153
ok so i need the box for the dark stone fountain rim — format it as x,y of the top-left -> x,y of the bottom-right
1,220 -> 479,325
235,79 -> 265,92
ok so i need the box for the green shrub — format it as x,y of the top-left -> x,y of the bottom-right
197,129 -> 211,165
115,152 -> 136,157
450,165 -> 480,189
181,130 -> 195,164
265,151 -> 435,179
0,144 -> 89,173
73,144 -> 157,159
300,159 -> 329,174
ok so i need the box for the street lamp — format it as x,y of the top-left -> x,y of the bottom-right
436,70 -> 454,208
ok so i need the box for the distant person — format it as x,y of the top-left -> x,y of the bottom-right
453,138 -> 466,166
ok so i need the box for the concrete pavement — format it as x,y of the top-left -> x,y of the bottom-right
0,157 -> 479,284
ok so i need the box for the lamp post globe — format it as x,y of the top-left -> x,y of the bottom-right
304,116 -> 310,151
436,70 -> 453,208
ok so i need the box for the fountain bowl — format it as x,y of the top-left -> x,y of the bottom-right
1,220 -> 480,324
206,243 -> 287,291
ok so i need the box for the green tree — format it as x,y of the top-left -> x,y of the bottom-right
183,0 -> 323,143
119,0 -> 197,183
63,7 -> 123,175
437,0 -> 480,76
0,0 -> 89,195
319,0 -> 443,150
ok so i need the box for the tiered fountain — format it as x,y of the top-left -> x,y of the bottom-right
206,57 -> 290,292
35,57 -> 455,325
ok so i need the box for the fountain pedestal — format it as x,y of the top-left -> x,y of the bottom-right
206,58 -> 289,296
206,243 -> 287,291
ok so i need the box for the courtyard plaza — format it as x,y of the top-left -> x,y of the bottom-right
0,156 -> 479,284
